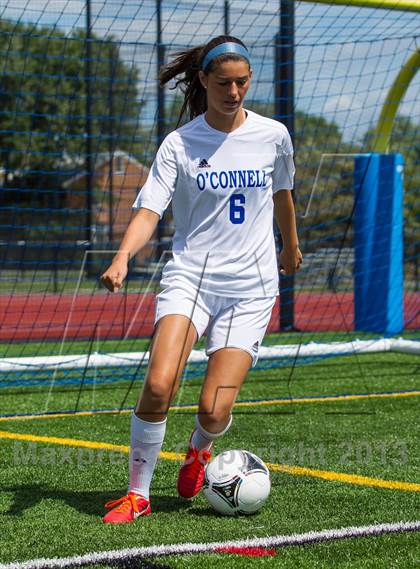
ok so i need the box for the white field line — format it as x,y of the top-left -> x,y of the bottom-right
1,520 -> 419,569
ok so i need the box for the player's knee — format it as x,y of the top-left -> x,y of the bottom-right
144,374 -> 176,403
200,403 -> 231,430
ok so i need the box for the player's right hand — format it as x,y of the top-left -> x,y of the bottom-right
100,260 -> 128,292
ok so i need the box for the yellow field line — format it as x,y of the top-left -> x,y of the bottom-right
0,408 -> 129,423
0,429 -> 128,453
266,463 -> 420,492
1,390 -> 419,423
0,429 -> 419,493
220,390 -> 420,409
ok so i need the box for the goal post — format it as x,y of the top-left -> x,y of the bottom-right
372,47 -> 420,153
275,2 -> 419,332
297,0 -> 420,13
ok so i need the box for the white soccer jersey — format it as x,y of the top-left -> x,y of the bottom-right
133,109 -> 295,297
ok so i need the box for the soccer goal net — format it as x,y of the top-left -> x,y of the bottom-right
0,0 -> 418,416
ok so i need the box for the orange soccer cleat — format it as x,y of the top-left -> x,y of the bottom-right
103,492 -> 151,524
177,446 -> 212,499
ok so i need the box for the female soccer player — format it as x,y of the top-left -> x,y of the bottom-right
101,35 -> 302,523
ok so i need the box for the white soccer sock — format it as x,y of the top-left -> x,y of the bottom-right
128,414 -> 167,500
190,414 -> 233,450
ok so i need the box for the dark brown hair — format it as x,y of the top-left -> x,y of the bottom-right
159,35 -> 249,127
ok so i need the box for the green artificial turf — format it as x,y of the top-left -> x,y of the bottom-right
0,350 -> 419,567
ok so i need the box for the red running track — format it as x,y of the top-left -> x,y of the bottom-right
0,292 -> 418,342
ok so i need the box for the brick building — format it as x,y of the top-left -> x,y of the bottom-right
64,151 -> 158,262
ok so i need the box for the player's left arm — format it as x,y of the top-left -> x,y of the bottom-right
273,189 -> 303,275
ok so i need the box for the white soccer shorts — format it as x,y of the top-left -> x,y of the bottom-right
155,281 -> 276,366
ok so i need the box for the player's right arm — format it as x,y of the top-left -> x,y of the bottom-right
100,207 -> 160,292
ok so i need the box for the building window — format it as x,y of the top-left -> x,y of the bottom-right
115,156 -> 125,174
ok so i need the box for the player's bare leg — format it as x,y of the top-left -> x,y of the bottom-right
198,348 -> 251,432
135,314 -> 198,421
177,348 -> 251,498
104,315 -> 197,523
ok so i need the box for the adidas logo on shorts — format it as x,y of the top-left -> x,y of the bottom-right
198,158 -> 211,168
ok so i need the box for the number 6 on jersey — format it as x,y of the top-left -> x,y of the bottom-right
229,193 -> 245,224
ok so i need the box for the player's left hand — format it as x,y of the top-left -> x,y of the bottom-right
279,246 -> 303,276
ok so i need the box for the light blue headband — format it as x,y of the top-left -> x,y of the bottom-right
201,42 -> 250,71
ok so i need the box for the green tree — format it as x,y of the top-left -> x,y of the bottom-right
247,103 -> 357,251
364,115 -> 419,231
365,115 -> 419,285
0,20 -> 143,197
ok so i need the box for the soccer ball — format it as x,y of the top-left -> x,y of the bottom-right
203,450 -> 271,515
